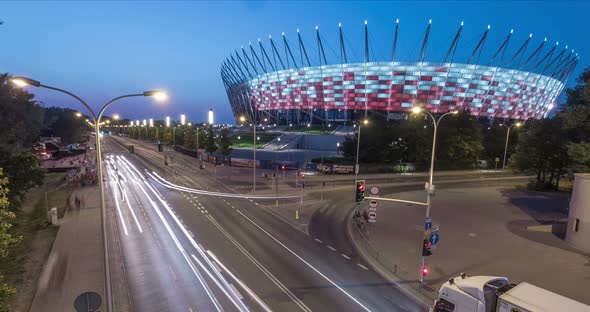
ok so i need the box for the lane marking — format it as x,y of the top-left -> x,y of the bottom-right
327,246 -> 336,252
234,210 -> 372,311
206,216 -> 311,312
230,284 -> 244,300
357,264 -> 369,270
314,238 -> 323,244
341,254 -> 351,260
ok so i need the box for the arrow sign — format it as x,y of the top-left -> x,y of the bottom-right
429,232 -> 440,245
369,199 -> 378,208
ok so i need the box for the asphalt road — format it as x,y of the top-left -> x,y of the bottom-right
106,135 -> 507,311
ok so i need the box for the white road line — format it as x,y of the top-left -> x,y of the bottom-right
234,210 -> 372,311
206,216 -> 311,312
229,284 -> 244,300
111,181 -> 129,236
189,230 -> 195,238
327,246 -> 337,252
314,238 -> 323,244
341,254 -> 351,260
121,186 -> 144,233
169,265 -> 177,281
357,263 -> 369,270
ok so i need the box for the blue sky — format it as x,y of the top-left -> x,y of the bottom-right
1,1 -> 587,123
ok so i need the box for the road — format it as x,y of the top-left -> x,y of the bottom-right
104,135 -> 506,311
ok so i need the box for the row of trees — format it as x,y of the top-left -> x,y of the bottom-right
115,124 -> 233,160
510,67 -> 590,190
340,109 -> 512,171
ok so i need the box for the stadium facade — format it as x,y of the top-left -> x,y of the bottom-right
221,21 -> 578,124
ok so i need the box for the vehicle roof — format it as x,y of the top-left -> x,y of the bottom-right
501,282 -> 590,312
443,276 -> 508,302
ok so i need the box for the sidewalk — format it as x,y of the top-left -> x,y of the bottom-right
29,187 -> 121,312
347,182 -> 590,305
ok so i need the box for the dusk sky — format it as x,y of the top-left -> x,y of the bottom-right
1,1 -> 587,123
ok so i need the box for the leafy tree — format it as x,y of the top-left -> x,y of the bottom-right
217,128 -> 233,161
183,128 -> 195,149
0,74 -> 44,151
163,128 -> 173,145
436,110 -> 484,169
0,169 -> 20,311
42,107 -> 88,144
0,149 -> 45,209
203,126 -> 217,155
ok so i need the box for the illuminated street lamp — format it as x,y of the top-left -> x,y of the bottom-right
499,121 -> 523,173
352,119 -> 369,188
180,113 -> 186,126
75,112 -> 82,118
240,115 -> 258,193
208,108 -> 214,125
11,76 -> 166,312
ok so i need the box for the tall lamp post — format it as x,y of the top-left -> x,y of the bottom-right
239,115 -> 257,193
411,106 -> 457,286
500,121 -> 522,174
352,119 -> 369,188
11,76 -> 167,312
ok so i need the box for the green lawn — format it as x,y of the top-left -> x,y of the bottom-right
230,132 -> 280,148
285,124 -> 330,134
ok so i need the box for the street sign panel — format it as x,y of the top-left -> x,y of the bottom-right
425,217 -> 432,230
370,186 -> 379,195
368,211 -> 377,223
429,232 -> 440,245
369,199 -> 378,208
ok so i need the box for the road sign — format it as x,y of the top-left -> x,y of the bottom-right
425,217 -> 432,230
370,186 -> 379,195
368,211 -> 377,223
369,199 -> 378,208
429,232 -> 440,245
74,292 -> 102,312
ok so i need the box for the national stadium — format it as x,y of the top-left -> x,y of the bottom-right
221,20 -> 578,124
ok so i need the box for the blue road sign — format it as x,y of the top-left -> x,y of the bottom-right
425,218 -> 432,230
429,232 -> 440,245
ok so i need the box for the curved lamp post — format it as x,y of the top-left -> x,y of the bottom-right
11,76 -> 166,312
352,118 -> 369,188
411,106 -> 457,286
239,115 -> 257,193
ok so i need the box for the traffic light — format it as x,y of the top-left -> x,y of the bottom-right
355,180 -> 366,202
421,266 -> 429,277
422,239 -> 432,256
281,165 -> 286,171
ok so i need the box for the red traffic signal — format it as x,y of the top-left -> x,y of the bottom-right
281,165 -> 286,170
422,266 -> 429,277
355,180 -> 366,202
422,239 -> 432,256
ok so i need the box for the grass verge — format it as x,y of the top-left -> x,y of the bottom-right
0,173 -> 74,312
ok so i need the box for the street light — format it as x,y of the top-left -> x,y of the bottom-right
499,121 -> 523,174
352,119 -> 369,189
75,112 -> 82,118
411,106 -> 457,286
11,76 -> 167,312
113,114 -> 120,120
208,108 -> 214,125
180,114 -> 186,126
240,115 -> 257,193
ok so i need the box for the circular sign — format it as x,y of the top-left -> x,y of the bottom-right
368,211 -> 377,219
369,200 -> 378,208
370,186 -> 379,195
74,292 -> 102,312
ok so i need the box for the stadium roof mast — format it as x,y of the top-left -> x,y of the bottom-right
364,20 -> 370,118
467,24 -> 490,65
339,22 -> 348,64
488,29 -> 513,67
519,37 -> 546,71
392,19 -> 400,63
250,41 -> 267,74
235,50 -> 253,79
443,21 -> 464,64
316,26 -> 328,126
506,33 -> 532,69
297,29 -> 311,67
241,45 -> 259,76
259,39 -> 276,72
418,19 -> 432,64
269,35 -> 286,70
282,32 -> 298,69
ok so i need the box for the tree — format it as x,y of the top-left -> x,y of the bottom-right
203,126 -> 217,155
0,74 -> 44,151
217,128 -> 233,162
163,128 -> 173,145
0,169 -> 20,311
0,149 -> 45,209
183,128 -> 195,149
42,107 -> 88,144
